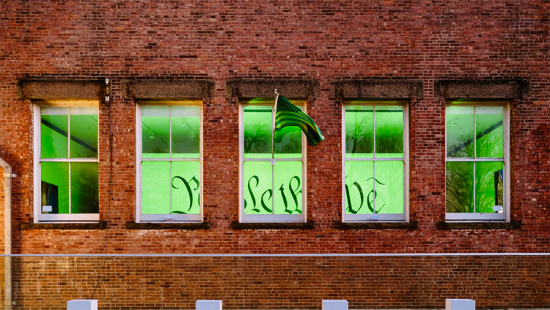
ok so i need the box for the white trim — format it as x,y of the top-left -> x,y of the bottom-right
239,101 -> 307,223
136,102 -> 203,223
342,101 -> 409,222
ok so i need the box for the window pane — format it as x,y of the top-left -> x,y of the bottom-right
274,126 -> 302,159
41,107 -> 68,159
447,106 -> 474,158
476,107 -> 504,158
172,107 -> 200,159
344,161 -> 374,214
446,162 -> 474,213
345,106 -> 374,158
70,107 -> 98,158
172,161 -> 201,215
71,162 -> 99,214
374,161 -> 404,214
244,106 -> 272,159
142,161 -> 170,214
273,161 -> 302,214
142,106 -> 170,158
41,162 -> 69,214
243,161 -> 272,214
375,106 -> 403,158
475,162 -> 504,213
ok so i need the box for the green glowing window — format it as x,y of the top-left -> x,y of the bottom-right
34,105 -> 99,222
137,103 -> 202,222
240,100 -> 305,223
445,101 -> 509,221
343,101 -> 408,222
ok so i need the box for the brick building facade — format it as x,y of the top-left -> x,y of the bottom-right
0,0 -> 549,309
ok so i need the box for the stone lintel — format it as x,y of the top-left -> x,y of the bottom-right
330,79 -> 423,99
17,80 -> 105,100
226,79 -> 320,99
435,80 -> 529,99
121,79 -> 214,99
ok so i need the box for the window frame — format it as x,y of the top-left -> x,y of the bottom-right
341,99 -> 410,222
445,100 -> 510,222
136,100 -> 204,223
238,99 -> 307,223
33,102 -> 100,223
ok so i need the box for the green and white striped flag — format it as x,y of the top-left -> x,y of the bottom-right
274,96 -> 324,146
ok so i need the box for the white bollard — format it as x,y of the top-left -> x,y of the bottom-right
322,300 -> 348,310
196,300 -> 223,310
67,300 -> 98,310
446,299 -> 475,310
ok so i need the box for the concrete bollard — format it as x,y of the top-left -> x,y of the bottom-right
196,300 -> 223,310
446,299 -> 475,310
322,300 -> 348,310
67,300 -> 98,310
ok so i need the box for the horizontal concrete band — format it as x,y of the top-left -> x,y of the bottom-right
226,79 -> 320,99
121,79 -> 215,99
17,80 -> 106,100
330,79 -> 423,99
435,79 -> 529,99
2,253 -> 549,257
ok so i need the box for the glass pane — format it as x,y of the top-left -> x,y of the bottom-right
446,162 -> 474,213
274,126 -> 302,159
374,161 -> 404,214
40,107 -> 68,159
243,161 -> 272,214
273,161 -> 302,214
344,161 -> 374,214
475,162 -> 504,213
142,106 -> 170,158
70,107 -> 98,158
172,107 -> 200,159
41,162 -> 69,214
142,161 -> 170,214
71,162 -> 99,214
375,106 -> 403,158
244,106 -> 272,159
447,106 -> 474,158
345,106 -> 374,158
476,107 -> 504,158
172,161 -> 201,215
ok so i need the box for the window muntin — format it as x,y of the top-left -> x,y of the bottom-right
343,101 -> 408,222
35,105 -> 99,222
239,100 -> 306,222
445,102 -> 509,221
137,103 -> 202,222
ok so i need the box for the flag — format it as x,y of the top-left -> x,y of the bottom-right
274,96 -> 324,146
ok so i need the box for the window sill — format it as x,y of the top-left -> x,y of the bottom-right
437,221 -> 521,230
334,221 -> 418,230
231,221 -> 315,230
125,222 -> 210,230
21,222 -> 106,230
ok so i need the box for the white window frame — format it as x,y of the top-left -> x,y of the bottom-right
136,100 -> 203,223
239,100 -> 307,223
33,102 -> 100,222
342,100 -> 409,222
445,100 -> 510,222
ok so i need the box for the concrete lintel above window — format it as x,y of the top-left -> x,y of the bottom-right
121,79 -> 215,99
435,80 -> 529,99
329,79 -> 423,99
226,79 -> 319,99
17,80 -> 106,100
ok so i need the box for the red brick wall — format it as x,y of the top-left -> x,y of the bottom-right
0,0 -> 549,308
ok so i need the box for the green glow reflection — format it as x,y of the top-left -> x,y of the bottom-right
274,161 -> 302,214
243,161 -> 272,214
172,161 -> 201,214
142,162 -> 171,214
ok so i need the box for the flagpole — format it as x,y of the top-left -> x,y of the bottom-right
271,89 -> 279,164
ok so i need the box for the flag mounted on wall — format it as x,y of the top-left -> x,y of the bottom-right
273,95 -> 325,146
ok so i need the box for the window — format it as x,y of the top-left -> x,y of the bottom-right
342,100 -> 409,222
136,101 -> 202,222
445,100 -> 510,221
239,99 -> 306,223
34,104 -> 99,222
